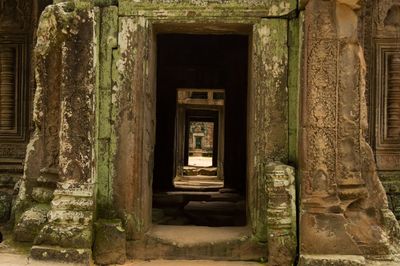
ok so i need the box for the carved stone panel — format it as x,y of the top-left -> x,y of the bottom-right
374,39 -> 400,170
0,47 -> 16,130
373,0 -> 400,38
0,35 -> 28,159
387,54 -> 400,139
301,0 -> 338,200
300,0 -> 400,258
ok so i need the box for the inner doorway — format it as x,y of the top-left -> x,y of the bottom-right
153,34 -> 248,227
174,88 -> 224,189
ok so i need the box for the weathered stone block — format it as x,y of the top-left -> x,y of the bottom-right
298,255 -> 366,266
14,205 -> 49,242
51,194 -> 94,212
31,187 -> 54,203
47,209 -> 93,225
34,223 -> 92,248
93,219 -> 126,265
31,245 -> 92,264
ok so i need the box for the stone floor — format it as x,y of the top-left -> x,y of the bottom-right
153,189 -> 245,226
0,230 -> 263,265
2,252 -> 400,266
2,227 -> 400,266
0,253 -> 263,266
2,245 -> 400,265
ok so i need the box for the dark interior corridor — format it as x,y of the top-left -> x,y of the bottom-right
153,34 -> 249,226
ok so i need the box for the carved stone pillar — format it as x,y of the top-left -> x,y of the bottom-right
299,0 -> 400,264
13,1 -> 97,263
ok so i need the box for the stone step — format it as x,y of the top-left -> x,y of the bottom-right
127,225 -> 267,261
173,181 -> 224,189
153,191 -> 243,205
125,260 -> 264,265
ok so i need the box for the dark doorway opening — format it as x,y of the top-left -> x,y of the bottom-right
153,34 -> 248,226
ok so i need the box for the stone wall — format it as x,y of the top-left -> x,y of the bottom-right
5,0 -> 400,265
0,0 -> 50,227
299,0 -> 400,263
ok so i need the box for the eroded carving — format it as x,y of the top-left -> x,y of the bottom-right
0,0 -> 32,31
384,4 -> 400,27
0,47 -> 16,130
303,0 -> 338,198
13,3 -> 96,262
301,0 -> 400,260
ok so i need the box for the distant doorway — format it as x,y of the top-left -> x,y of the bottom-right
174,88 -> 224,189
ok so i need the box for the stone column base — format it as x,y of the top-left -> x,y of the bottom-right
31,186 -> 94,264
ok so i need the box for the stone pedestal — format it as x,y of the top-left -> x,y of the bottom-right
265,163 -> 296,266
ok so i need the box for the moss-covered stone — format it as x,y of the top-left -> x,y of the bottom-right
31,187 -> 54,204
13,204 -> 50,242
96,6 -> 118,218
34,223 -> 93,248
119,0 -> 296,17
93,219 -> 126,264
250,18 -> 289,243
31,245 -> 92,264
0,192 -> 12,223
298,255 -> 366,266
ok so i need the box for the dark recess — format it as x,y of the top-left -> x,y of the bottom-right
153,34 -> 249,194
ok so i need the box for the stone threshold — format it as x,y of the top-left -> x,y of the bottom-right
299,254 -> 400,266
127,225 -> 267,261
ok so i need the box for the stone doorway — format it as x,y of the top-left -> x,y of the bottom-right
111,3 -> 297,261
152,34 -> 248,227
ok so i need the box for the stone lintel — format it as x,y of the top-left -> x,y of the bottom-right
118,0 -> 297,17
